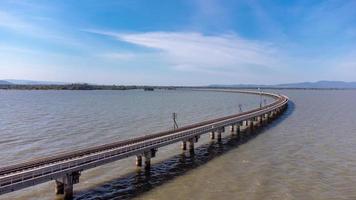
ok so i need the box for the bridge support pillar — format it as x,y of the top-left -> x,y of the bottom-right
230,125 -> 235,133
273,111 -> 277,118
144,151 -> 152,170
55,180 -> 64,195
181,141 -> 187,150
210,131 -> 215,140
136,155 -> 142,167
217,128 -> 223,142
55,171 -> 80,200
249,120 -> 254,133
151,148 -> 157,158
63,182 -> 73,200
195,135 -> 200,142
187,138 -> 195,154
236,124 -> 240,138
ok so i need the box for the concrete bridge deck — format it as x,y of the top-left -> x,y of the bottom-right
0,89 -> 289,199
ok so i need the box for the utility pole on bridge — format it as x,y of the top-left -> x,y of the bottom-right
172,112 -> 178,130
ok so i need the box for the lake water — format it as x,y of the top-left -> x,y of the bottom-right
1,89 -> 356,200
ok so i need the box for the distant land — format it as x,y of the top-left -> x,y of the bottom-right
0,83 -> 149,90
0,80 -> 171,90
3,79 -> 68,85
210,81 -> 356,89
1,79 -> 356,90
276,81 -> 356,88
0,80 -> 13,85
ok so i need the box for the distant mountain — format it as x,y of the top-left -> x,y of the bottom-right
276,81 -> 356,88
210,81 -> 356,89
3,79 -> 68,85
209,84 -> 267,88
0,80 -> 13,85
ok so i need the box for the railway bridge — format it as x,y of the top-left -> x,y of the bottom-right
0,89 -> 289,199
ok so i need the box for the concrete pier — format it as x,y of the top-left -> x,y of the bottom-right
136,155 -> 142,167
265,113 -> 269,124
210,131 -> 215,140
151,148 -> 157,157
181,141 -> 187,150
55,180 -> 64,195
217,129 -> 222,142
249,120 -> 254,133
236,124 -> 240,138
55,172 -> 80,200
195,135 -> 200,142
144,151 -> 152,170
63,181 -> 73,200
187,138 -> 195,154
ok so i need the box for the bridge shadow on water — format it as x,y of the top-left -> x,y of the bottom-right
74,101 -> 295,200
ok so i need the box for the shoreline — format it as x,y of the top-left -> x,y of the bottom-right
0,84 -> 355,91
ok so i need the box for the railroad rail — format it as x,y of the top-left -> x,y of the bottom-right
0,89 -> 289,199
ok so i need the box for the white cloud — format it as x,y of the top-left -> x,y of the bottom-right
89,31 -> 282,75
99,52 -> 136,60
0,10 -> 35,31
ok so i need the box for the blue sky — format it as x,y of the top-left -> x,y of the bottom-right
0,0 -> 356,85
